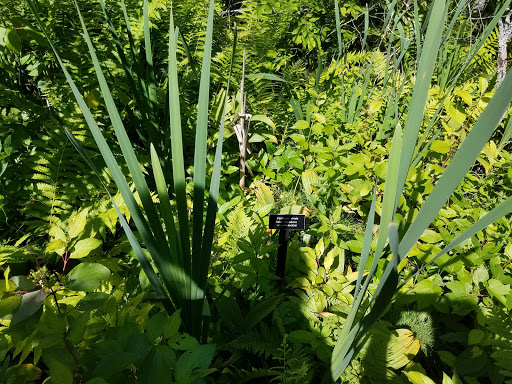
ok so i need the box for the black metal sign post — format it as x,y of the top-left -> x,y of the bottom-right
269,214 -> 306,281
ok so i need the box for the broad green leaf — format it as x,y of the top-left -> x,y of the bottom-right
437,351 -> 456,367
292,120 -> 309,130
4,364 -> 42,383
430,140 -> 450,154
175,344 -> 215,382
251,115 -> 275,130
67,263 -> 111,292
4,29 -> 21,53
268,156 -> 286,170
468,329 -> 484,345
76,292 -> 110,311
49,226 -> 66,242
442,372 -> 453,384
70,238 -> 102,259
0,296 -> 21,317
419,229 -> 442,243
404,371 -> 436,384
138,345 -> 176,384
163,310 -> 182,339
68,312 -> 90,344
45,239 -> 66,253
301,169 -> 319,195
43,348 -> 74,384
246,294 -> 284,330
455,89 -> 472,105
168,333 -> 199,351
68,209 -> 89,239
287,155 -> 303,170
486,279 -> 511,308
11,290 -> 47,324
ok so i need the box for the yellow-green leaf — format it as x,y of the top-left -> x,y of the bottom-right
302,169 -> 319,195
68,209 -> 89,239
49,226 -> 67,242
70,238 -> 102,259
455,89 -> 472,105
313,113 -> 326,124
404,371 -> 436,384
292,120 -> 309,130
367,99 -> 383,114
430,140 -> 451,154
251,114 -> 275,131
420,229 -> 443,243
45,239 -> 66,254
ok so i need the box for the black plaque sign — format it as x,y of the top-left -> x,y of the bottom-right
269,214 -> 305,231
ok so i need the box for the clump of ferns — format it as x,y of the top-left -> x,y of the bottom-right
271,335 -> 313,384
385,309 -> 435,355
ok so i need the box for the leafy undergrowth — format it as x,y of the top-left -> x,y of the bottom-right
2,0 -> 512,383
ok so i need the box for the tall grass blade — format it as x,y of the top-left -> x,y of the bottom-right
179,29 -> 199,80
201,26 -> 238,296
98,0 -> 148,140
373,123 -> 402,263
191,0 -> 216,335
150,144 -> 184,285
332,223 -> 400,381
142,0 -> 159,149
395,0 -> 447,202
354,191 -> 376,298
498,115 -> 512,151
413,0 -> 421,62
168,9 -> 191,280
119,0 -> 137,63
361,4 -> 369,50
334,0 -> 343,58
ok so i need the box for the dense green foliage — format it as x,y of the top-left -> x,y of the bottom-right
1,0 -> 512,383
